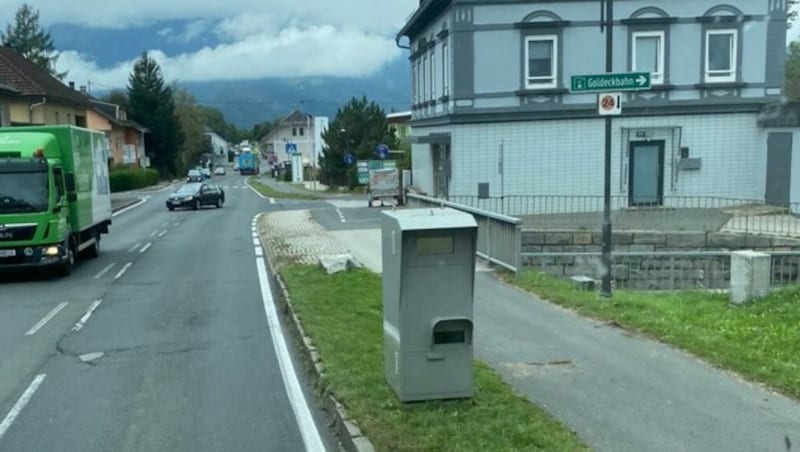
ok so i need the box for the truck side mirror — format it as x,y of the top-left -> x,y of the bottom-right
65,173 -> 76,192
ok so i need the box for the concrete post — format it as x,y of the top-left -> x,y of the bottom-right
730,251 -> 771,305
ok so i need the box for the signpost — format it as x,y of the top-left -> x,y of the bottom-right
570,72 -> 650,93
598,92 -> 622,116
374,144 -> 390,160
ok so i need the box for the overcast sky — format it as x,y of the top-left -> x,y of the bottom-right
1,1 -> 799,89
0,0 -> 419,87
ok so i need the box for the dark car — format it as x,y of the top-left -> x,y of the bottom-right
166,182 -> 225,211
187,169 -> 203,182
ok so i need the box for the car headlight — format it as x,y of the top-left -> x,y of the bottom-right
182,196 -> 194,201
44,246 -> 59,256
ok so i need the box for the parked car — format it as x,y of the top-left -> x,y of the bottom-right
200,168 -> 211,179
214,167 -> 226,176
187,169 -> 203,182
166,182 -> 225,211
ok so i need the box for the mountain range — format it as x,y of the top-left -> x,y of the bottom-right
50,22 -> 411,128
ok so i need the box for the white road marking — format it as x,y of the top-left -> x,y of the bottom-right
157,230 -> 168,237
79,352 -> 105,363
252,238 -> 260,246
174,223 -> 180,227
255,247 -> 263,257
270,198 -> 276,204
94,263 -> 117,279
246,181 -> 268,200
128,243 -> 141,253
0,374 -> 46,440
140,242 -> 153,253
149,230 -> 158,237
111,196 -> 150,217
71,299 -> 103,333
25,302 -> 69,336
336,208 -> 346,223
252,232 -> 258,239
114,263 -> 133,280
234,185 -> 240,189
255,257 -> 325,452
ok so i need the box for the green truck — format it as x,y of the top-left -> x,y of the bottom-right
0,125 -> 112,275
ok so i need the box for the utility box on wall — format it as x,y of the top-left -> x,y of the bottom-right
381,208 -> 478,402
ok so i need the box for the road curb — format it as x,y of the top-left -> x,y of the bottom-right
257,215 -> 376,452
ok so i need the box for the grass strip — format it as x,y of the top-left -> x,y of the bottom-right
508,270 -> 800,400
280,265 -> 587,451
247,177 -> 323,200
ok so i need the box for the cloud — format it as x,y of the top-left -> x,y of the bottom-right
55,21 -> 402,87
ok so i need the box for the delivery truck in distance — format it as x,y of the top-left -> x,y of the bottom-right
0,125 -> 112,275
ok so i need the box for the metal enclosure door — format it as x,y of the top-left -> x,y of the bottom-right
629,140 -> 665,206
765,132 -> 793,206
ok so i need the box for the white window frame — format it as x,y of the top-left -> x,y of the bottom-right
414,61 -> 420,104
430,50 -> 436,101
442,42 -> 449,96
632,30 -> 665,85
422,55 -> 428,103
705,29 -> 737,83
524,35 -> 558,89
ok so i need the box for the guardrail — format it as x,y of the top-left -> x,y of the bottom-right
441,195 -> 800,236
406,193 -> 522,273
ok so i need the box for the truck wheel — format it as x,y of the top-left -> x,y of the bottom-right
59,239 -> 76,276
193,199 -> 200,210
82,229 -> 100,259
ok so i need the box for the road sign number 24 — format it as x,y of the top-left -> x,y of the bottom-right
598,92 -> 622,116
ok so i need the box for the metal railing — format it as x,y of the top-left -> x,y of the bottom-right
406,193 -> 522,273
440,195 -> 800,236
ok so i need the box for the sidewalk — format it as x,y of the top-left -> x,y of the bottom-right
261,209 -> 800,452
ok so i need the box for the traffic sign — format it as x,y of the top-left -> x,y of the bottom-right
285,143 -> 298,154
344,152 -> 356,166
598,92 -> 622,116
374,144 -> 389,160
571,72 -> 650,93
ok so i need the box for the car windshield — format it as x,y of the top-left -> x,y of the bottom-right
0,170 -> 49,213
175,183 -> 201,194
188,170 -> 201,176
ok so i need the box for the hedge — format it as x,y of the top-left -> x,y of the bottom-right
109,168 -> 160,192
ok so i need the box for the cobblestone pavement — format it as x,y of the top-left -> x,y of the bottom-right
258,209 -> 350,267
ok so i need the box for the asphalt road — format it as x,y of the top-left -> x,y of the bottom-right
0,174 -> 337,452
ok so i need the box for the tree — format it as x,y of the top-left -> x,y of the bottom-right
174,87 -> 210,174
1,3 -> 65,79
127,52 -> 184,177
790,0 -> 798,28
101,89 -> 129,110
320,96 -> 399,187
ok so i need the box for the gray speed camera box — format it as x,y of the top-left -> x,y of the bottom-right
381,208 -> 478,402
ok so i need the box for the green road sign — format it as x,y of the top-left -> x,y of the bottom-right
571,72 -> 651,93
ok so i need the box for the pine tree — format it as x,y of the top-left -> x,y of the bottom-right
1,3 -> 65,79
127,52 -> 184,177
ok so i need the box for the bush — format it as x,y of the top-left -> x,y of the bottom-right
109,168 -> 160,192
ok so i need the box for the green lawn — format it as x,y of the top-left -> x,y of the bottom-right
280,265 -> 588,452
247,177 -> 323,200
509,271 -> 800,400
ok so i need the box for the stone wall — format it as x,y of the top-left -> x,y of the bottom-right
521,230 -> 800,290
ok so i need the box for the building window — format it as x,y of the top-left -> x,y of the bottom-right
632,31 -> 664,85
422,54 -> 428,103
66,113 -> 72,124
54,111 -> 60,123
292,127 -> 297,136
525,35 -> 557,89
412,61 -> 417,104
442,42 -> 449,97
299,127 -> 304,136
705,29 -> 737,83
430,50 -> 436,101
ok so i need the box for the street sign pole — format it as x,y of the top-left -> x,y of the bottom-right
600,0 -> 613,298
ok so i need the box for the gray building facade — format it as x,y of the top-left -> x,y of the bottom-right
397,0 -> 792,210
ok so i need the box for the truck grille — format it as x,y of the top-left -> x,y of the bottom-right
0,225 -> 37,242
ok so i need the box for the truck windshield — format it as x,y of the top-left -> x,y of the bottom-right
0,170 -> 49,213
